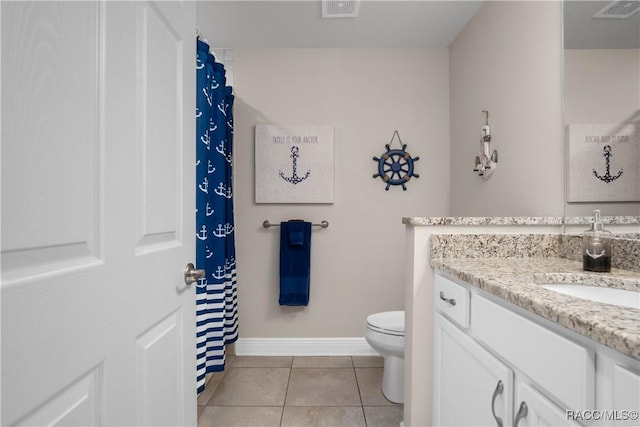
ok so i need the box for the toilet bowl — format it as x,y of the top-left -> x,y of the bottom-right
364,310 -> 405,404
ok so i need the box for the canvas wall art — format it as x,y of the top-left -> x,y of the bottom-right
255,124 -> 334,203
567,123 -> 639,202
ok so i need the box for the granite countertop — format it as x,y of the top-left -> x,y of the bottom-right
403,216 -> 564,226
403,215 -> 640,227
431,257 -> 640,359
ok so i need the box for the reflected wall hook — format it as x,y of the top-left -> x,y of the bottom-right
473,110 -> 498,179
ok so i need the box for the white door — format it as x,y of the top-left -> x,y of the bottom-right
433,314 -> 513,426
1,1 -> 197,425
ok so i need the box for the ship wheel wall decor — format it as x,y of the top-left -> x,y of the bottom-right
373,130 -> 420,190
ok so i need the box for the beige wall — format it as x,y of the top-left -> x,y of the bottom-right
233,49 -> 450,337
563,48 -> 640,216
449,1 -> 564,217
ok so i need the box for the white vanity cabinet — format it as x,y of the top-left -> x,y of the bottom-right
433,273 -> 638,427
433,313 -> 513,426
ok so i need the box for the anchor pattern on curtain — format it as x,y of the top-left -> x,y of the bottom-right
196,38 -> 238,394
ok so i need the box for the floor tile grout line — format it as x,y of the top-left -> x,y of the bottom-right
278,404 -> 285,427
285,350 -> 293,421
279,364 -> 293,427
351,356 -> 369,426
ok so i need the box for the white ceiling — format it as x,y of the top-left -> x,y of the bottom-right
196,1 -> 484,49
564,1 -> 640,49
196,1 -> 640,50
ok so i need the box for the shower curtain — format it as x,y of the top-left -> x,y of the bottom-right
195,37 -> 238,394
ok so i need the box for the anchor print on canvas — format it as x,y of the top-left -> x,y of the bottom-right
279,146 -> 311,185
592,145 -> 623,184
255,124 -> 334,203
567,123 -> 639,202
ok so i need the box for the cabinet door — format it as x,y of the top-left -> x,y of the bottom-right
611,363 -> 640,426
434,314 -> 513,426
514,381 -> 581,427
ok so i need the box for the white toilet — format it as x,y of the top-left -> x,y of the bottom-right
364,310 -> 405,403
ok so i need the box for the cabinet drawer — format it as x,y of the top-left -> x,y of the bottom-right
472,295 -> 595,411
435,274 -> 470,328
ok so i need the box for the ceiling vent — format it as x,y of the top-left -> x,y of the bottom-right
593,1 -> 640,18
322,0 -> 360,18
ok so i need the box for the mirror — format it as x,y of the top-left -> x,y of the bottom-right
563,0 -> 640,218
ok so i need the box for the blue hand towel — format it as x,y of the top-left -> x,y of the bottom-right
279,221 -> 311,306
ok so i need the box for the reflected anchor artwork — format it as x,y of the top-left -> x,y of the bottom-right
593,145 -> 623,184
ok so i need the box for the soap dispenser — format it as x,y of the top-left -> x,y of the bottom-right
582,210 -> 612,272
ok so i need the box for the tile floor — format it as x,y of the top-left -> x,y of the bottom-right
197,356 -> 404,427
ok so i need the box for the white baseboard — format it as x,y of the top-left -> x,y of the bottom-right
235,337 -> 378,356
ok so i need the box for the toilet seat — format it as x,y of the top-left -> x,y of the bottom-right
366,311 -> 404,336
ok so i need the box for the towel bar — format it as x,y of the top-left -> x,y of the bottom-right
263,220 -> 329,229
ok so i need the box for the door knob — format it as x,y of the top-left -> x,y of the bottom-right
184,263 -> 206,285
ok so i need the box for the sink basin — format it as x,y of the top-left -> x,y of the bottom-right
540,284 -> 640,309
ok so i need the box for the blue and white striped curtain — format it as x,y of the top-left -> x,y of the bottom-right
195,38 -> 238,394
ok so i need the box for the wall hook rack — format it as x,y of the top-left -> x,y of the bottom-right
473,110 -> 498,180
